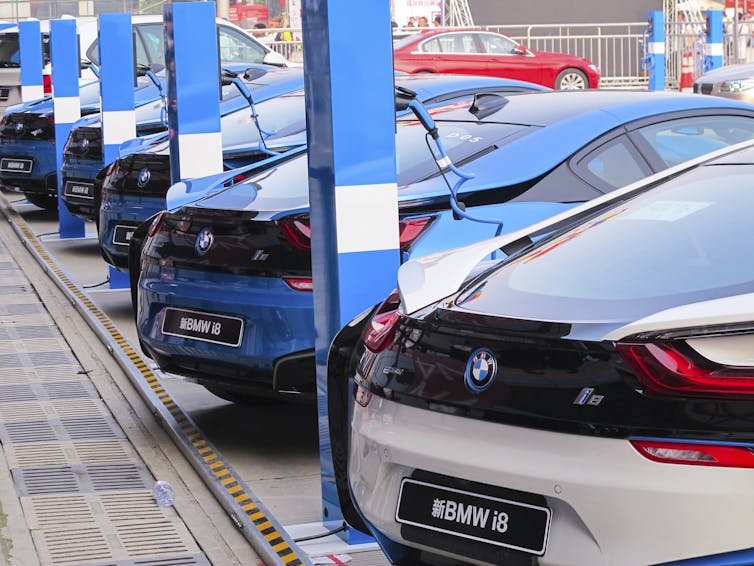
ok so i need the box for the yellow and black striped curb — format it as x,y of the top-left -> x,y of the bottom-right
0,195 -> 310,566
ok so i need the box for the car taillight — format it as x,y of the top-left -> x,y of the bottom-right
399,216 -> 433,251
618,341 -> 754,398
279,217 -> 311,251
631,440 -> 754,468
147,212 -> 165,238
47,115 -> 55,144
43,74 -> 52,94
283,277 -> 313,292
362,290 -> 402,353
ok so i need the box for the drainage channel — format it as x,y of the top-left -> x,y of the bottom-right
0,194 -> 311,566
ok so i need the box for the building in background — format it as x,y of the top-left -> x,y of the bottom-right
468,0 -> 661,25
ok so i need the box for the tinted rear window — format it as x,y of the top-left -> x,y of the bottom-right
458,164 -> 754,322
0,33 -> 51,68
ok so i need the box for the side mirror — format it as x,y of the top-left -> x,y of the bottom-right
262,51 -> 286,67
512,45 -> 529,55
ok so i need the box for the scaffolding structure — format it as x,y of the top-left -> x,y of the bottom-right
444,0 -> 474,27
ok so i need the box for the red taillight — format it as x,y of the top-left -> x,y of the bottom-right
362,290 -> 402,353
399,216 -> 433,252
631,440 -> 754,468
279,217 -> 311,251
43,74 -> 52,94
283,277 -> 313,292
47,115 -> 55,144
147,212 -> 165,238
618,341 -> 754,398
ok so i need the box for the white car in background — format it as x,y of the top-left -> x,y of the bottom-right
0,15 -> 288,111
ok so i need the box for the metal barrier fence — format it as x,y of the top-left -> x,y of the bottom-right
481,23 -> 649,89
261,23 -> 650,89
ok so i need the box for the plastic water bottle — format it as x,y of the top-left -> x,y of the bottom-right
152,480 -> 175,507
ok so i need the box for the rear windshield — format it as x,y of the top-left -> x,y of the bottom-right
0,33 -> 50,68
458,164 -> 754,322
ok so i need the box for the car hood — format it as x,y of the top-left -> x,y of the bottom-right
695,63 -> 754,83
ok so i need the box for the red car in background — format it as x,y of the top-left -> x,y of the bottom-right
393,29 -> 600,90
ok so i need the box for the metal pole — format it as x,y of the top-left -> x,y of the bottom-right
735,0 -> 740,63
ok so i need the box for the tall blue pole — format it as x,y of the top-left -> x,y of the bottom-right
303,0 -> 399,541
50,19 -> 86,238
19,20 -> 44,103
164,2 -> 223,185
98,13 -> 135,289
705,10 -> 724,72
648,10 -> 666,91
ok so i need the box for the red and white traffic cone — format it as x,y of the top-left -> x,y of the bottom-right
679,51 -> 694,92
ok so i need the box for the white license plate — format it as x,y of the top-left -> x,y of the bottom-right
63,181 -> 95,200
161,307 -> 244,347
112,225 -> 135,247
0,158 -> 32,174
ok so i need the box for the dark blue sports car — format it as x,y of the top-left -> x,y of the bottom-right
134,90 -> 754,402
102,73 -> 544,270
0,75 -> 163,209
61,64 -> 305,221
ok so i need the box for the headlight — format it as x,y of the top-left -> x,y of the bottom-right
721,79 -> 754,92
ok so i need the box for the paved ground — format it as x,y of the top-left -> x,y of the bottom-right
0,191 -> 390,565
0,198 -> 263,565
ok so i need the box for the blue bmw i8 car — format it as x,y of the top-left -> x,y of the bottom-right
0,74 -> 164,209
61,64 -> 305,221
327,138 -> 754,566
134,90 -> 754,403
102,73 -> 544,271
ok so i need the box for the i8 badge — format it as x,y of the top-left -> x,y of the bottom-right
195,227 -> 214,255
465,348 -> 498,392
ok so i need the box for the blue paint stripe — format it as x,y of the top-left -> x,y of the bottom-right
658,547 -> 754,566
50,19 -> 80,98
99,13 -> 134,113
327,1 -> 395,187
19,20 -> 43,88
171,2 -> 221,136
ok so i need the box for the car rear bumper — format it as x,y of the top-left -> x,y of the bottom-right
137,269 -> 316,394
99,194 -> 165,270
0,142 -> 56,194
349,396 -> 754,566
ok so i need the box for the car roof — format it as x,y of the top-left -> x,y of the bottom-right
414,89 -> 754,187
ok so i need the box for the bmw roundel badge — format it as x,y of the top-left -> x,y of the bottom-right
195,227 -> 214,255
80,137 -> 89,152
464,348 -> 498,392
14,122 -> 23,134
137,167 -> 151,188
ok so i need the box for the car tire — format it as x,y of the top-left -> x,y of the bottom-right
25,194 -> 58,210
555,68 -> 588,90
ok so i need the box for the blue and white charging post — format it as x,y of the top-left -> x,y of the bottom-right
50,18 -> 86,238
705,10 -> 724,72
98,13 -> 135,289
19,20 -> 44,103
302,0 -> 399,544
164,2 -> 223,185
647,10 -> 666,91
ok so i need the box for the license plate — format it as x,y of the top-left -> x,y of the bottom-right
161,307 -> 244,347
0,158 -> 32,174
112,225 -> 135,247
396,478 -> 550,556
63,181 -> 95,200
